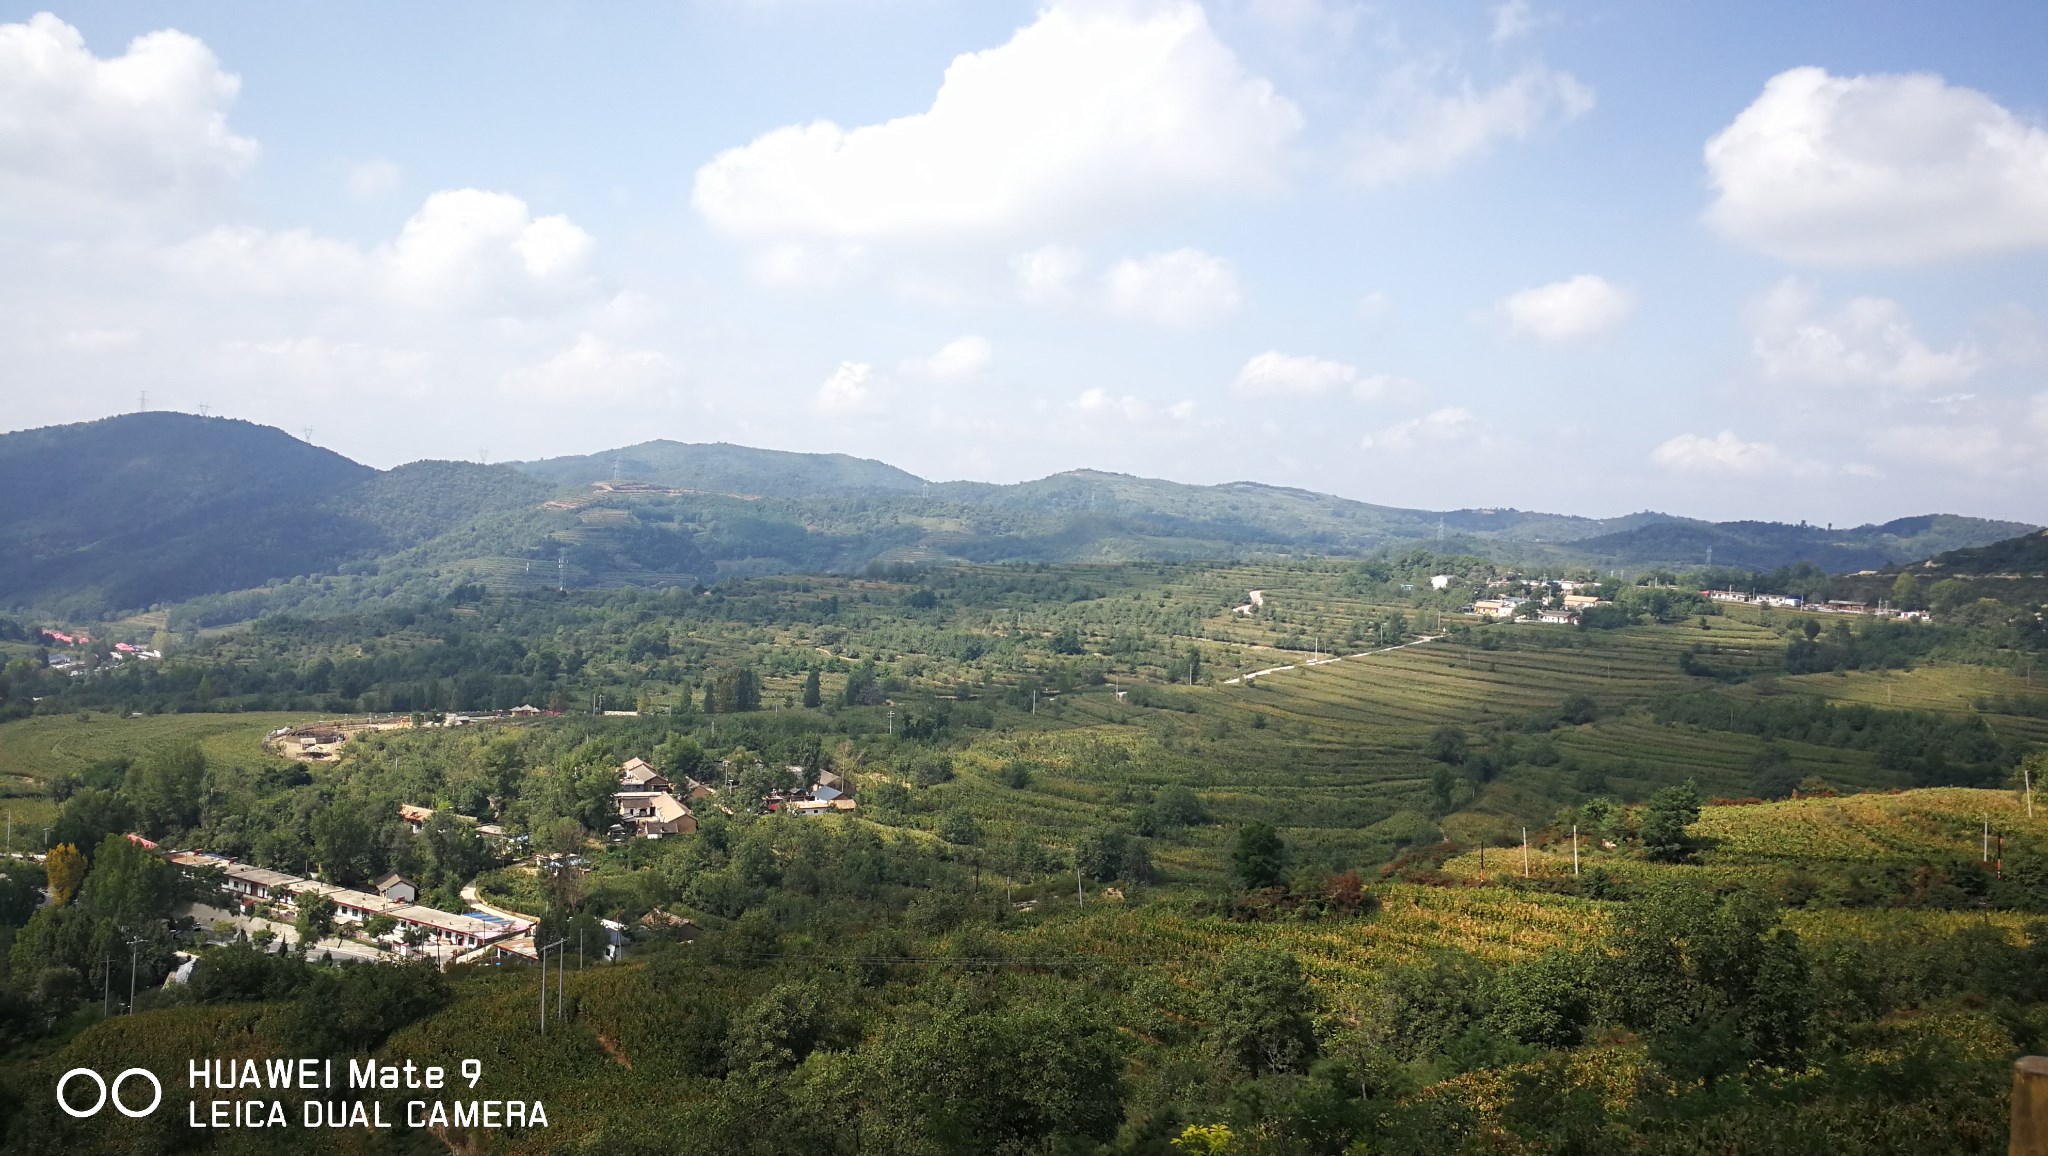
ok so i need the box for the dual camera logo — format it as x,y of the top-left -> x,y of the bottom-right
57,1067 -> 162,1118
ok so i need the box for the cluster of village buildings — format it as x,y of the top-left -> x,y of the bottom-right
165,848 -> 522,958
38,628 -> 161,675
610,756 -> 855,838
1460,578 -> 1614,626
1703,589 -> 1933,621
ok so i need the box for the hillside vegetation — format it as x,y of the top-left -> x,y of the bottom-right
0,546 -> 2044,1153
1,414 -> 2031,623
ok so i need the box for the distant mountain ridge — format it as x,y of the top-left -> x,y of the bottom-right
512,440 -> 927,498
0,414 -> 2035,621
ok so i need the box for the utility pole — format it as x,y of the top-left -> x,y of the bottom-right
2026,761 -> 2036,820
1522,827 -> 1529,878
127,934 -> 147,1013
1572,825 -> 1580,877
1986,814 -> 1992,862
538,938 -> 566,1035
1076,861 -> 1084,906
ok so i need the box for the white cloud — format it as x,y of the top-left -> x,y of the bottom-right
387,189 -> 593,306
500,334 -> 677,402
815,361 -> 878,414
345,159 -> 401,200
0,13 -> 257,223
1500,274 -> 1634,343
163,189 -> 597,313
1357,290 -> 1391,319
1013,245 -> 1086,304
1747,279 -> 1979,389
1101,248 -> 1243,327
1489,0 -> 1539,44
692,0 -> 1300,246
909,335 -> 993,381
1705,67 -> 2048,264
1650,431 -> 1794,476
1349,64 -> 1593,187
1362,406 -> 1486,451
1233,350 -> 1357,396
1068,387 -> 1152,422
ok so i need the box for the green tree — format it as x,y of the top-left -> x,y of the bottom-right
1232,822 -> 1287,890
939,809 -> 981,846
1750,744 -> 1799,800
1889,571 -> 1925,611
295,894 -> 337,948
1602,884 -> 1810,1085
421,812 -> 489,887
1640,779 -> 1702,863
1076,827 -> 1131,883
1426,725 -> 1469,764
51,788 -> 131,860
1153,785 -> 1208,828
1204,946 -> 1318,1076
801,667 -> 822,708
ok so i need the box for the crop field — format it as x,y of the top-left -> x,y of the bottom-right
1692,786 -> 2042,863
0,710 -> 310,785
1776,665 -> 2048,744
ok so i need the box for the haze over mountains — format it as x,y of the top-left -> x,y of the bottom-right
2,413 -> 2037,622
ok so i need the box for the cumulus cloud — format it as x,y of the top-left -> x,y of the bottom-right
1489,0 -> 1540,44
815,361 -> 878,414
0,13 -> 257,222
1501,274 -> 1634,343
164,189 -> 596,313
692,0 -> 1300,247
1233,351 -> 1358,396
1362,406 -> 1487,451
1349,63 -> 1592,187
909,335 -> 993,380
1013,245 -> 1087,304
1101,248 -> 1243,326
1747,279 -> 1979,389
500,334 -> 677,402
1705,67 -> 2048,264
1651,430 -> 1795,476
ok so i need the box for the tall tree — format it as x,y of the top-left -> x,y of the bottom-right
1232,822 -> 1287,890
44,843 -> 85,907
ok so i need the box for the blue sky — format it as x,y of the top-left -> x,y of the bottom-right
4,2 -> 2047,526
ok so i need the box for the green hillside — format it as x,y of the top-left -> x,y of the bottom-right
1560,514 -> 2038,573
0,415 -> 555,618
512,439 -> 928,497
2,415 -> 2034,626
1919,527 -> 2048,576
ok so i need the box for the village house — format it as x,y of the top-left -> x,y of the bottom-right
614,758 -> 697,837
399,804 -> 435,832
373,872 -> 417,904
1536,607 -> 1581,625
618,757 -> 671,792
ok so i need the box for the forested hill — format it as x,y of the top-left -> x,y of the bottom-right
1560,514 -> 2039,574
0,414 -> 550,616
1,413 -> 2036,622
1916,527 -> 2048,576
512,440 -> 927,497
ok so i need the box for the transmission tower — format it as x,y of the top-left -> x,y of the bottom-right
137,389 -> 148,412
